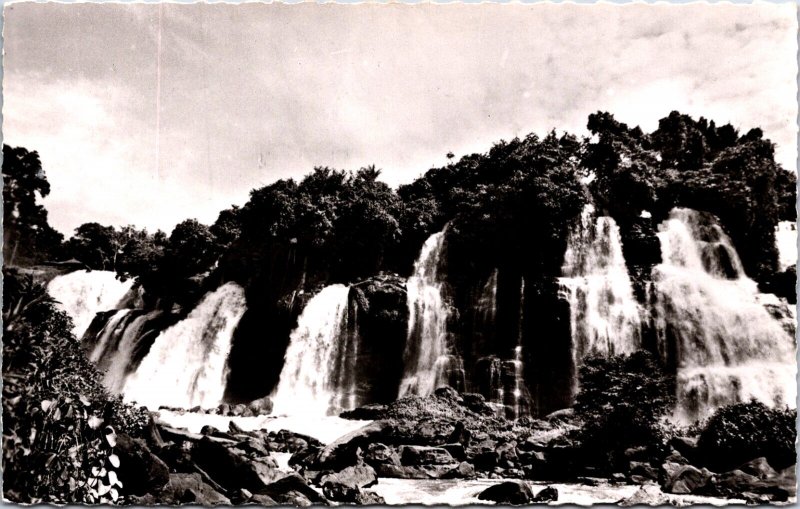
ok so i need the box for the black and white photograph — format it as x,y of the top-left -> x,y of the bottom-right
1,2 -> 798,505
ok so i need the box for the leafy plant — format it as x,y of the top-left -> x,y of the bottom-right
573,351 -> 676,471
2,269 -> 148,504
696,401 -> 796,472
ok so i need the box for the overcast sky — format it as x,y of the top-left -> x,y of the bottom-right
3,3 -> 797,236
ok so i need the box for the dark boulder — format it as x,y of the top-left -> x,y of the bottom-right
319,463 -> 378,502
400,445 -> 455,466
156,473 -> 231,505
191,436 -> 283,492
315,421 -> 392,469
364,443 -> 401,467
533,486 -> 558,502
736,457 -> 778,480
354,490 -> 386,505
441,461 -> 476,479
256,473 -> 327,505
115,433 -> 170,496
660,461 -> 712,494
477,480 -> 534,505
248,396 -> 273,416
618,485 -> 669,507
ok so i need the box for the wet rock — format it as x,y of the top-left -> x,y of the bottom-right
472,450 -> 500,471
736,457 -> 778,480
315,421 -> 392,469
319,463 -> 377,495
629,461 -> 659,481
461,393 -> 495,415
477,480 -> 534,505
231,403 -> 247,417
442,461 -> 476,479
229,420 -> 245,434
191,437 -> 284,492
156,473 -> 231,505
668,436 -> 699,464
248,396 -> 273,416
257,473 -> 327,505
442,443 -> 466,461
661,461 -> 712,494
544,408 -> 574,422
447,421 -> 471,446
376,463 -> 460,479
115,433 -> 170,496
201,425 -> 221,436
364,443 -> 401,467
533,486 -> 558,502
618,484 -> 669,507
250,493 -> 279,505
400,445 -> 454,466
355,490 -> 386,505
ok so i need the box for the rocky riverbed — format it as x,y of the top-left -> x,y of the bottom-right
117,388 -> 796,505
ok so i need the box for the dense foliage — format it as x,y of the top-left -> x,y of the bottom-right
585,111 -> 796,282
2,269 -> 150,504
2,145 -> 64,265
573,352 -> 676,471
696,401 -> 797,472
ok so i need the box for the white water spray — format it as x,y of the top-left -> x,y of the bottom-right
558,204 -> 642,366
271,284 -> 353,417
776,220 -> 797,271
123,282 -> 247,409
652,208 -> 796,422
399,231 -> 453,398
47,270 -> 134,338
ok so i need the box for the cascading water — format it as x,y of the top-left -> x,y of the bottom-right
87,309 -> 164,394
123,282 -> 247,410
652,208 -> 796,422
271,284 -> 358,417
47,270 -> 134,338
558,204 -> 643,378
775,220 -> 797,271
509,277 -> 526,419
399,230 -> 457,398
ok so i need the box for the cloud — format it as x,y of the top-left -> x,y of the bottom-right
3,3 -> 797,235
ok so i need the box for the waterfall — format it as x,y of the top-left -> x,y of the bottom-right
558,204 -> 642,370
509,277 -> 526,419
652,208 -> 797,422
47,270 -> 134,338
776,220 -> 797,271
271,284 -> 357,417
87,309 -> 164,394
399,230 -> 455,398
476,269 -> 499,327
122,282 -> 247,410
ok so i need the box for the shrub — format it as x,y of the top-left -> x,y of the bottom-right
573,351 -> 676,471
2,269 -> 149,504
696,401 -> 796,472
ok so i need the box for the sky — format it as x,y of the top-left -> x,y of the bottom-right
3,3 -> 797,236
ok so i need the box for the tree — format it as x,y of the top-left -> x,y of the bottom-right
66,223 -> 118,270
574,352 -> 675,470
2,145 -> 64,265
114,226 -> 167,280
165,219 -> 217,278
